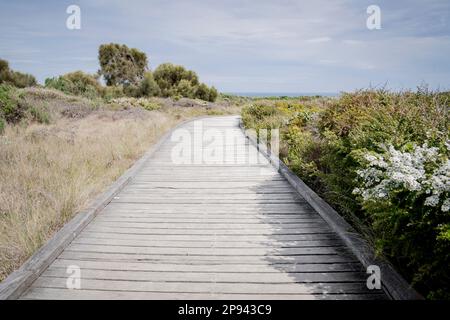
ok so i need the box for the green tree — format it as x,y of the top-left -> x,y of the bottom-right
98,43 -> 148,86
153,63 -> 199,97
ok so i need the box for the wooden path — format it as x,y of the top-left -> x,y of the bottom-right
20,116 -> 387,300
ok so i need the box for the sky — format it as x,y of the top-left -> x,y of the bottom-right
0,0 -> 449,93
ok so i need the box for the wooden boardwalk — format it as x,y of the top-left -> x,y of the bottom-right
20,116 -> 387,300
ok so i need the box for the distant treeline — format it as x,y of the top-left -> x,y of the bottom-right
0,43 -> 218,102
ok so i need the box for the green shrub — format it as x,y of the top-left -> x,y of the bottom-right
102,85 -> 125,101
138,100 -> 161,111
0,59 -> 36,88
45,71 -> 102,98
195,83 -> 218,102
122,84 -> 141,98
0,85 -> 52,125
153,63 -> 217,101
139,72 -> 161,97
176,79 -> 195,98
353,143 -> 449,299
9,71 -> 37,88
153,63 -> 198,97
241,104 -> 283,130
29,105 -> 51,124
0,117 -> 5,134
208,86 -> 218,102
0,85 -> 28,123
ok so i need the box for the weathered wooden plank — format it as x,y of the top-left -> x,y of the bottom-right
102,203 -> 313,210
78,232 -> 339,242
29,277 -> 375,294
66,243 -> 349,256
72,237 -> 341,248
42,267 -> 367,283
82,225 -> 332,235
93,216 -> 321,223
100,207 -> 316,214
110,200 -> 306,205
21,287 -> 387,300
95,214 -> 318,220
127,182 -> 292,188
51,259 -> 363,273
113,194 -> 301,200
58,251 -> 357,264
119,190 -> 297,195
88,221 -> 326,230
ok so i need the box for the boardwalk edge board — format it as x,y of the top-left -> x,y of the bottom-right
0,116 -> 212,300
239,120 -> 423,300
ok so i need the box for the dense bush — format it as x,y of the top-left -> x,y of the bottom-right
139,72 -> 161,97
0,117 -> 4,134
0,59 -> 37,88
241,89 -> 450,299
153,63 -> 198,97
102,85 -> 125,101
241,103 -> 283,131
195,83 -> 218,102
98,43 -> 148,86
109,97 -> 162,111
45,71 -> 103,99
0,85 -> 51,126
0,85 -> 28,123
153,63 -> 218,101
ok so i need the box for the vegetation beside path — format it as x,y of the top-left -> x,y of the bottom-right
241,89 -> 450,299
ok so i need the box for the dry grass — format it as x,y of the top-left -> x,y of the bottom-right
0,93 -> 241,281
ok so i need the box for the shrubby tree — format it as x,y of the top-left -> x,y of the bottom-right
195,83 -> 218,102
0,59 -> 9,80
98,43 -> 148,86
153,63 -> 218,101
176,79 -> 195,98
0,58 -> 37,88
139,72 -> 161,97
45,71 -> 102,98
153,63 -> 198,97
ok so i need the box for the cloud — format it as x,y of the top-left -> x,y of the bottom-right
0,0 -> 449,91
306,37 -> 332,43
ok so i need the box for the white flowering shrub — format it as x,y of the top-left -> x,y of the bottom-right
353,142 -> 450,299
354,143 -> 449,213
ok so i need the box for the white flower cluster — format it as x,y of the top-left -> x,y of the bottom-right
354,143 -> 450,212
